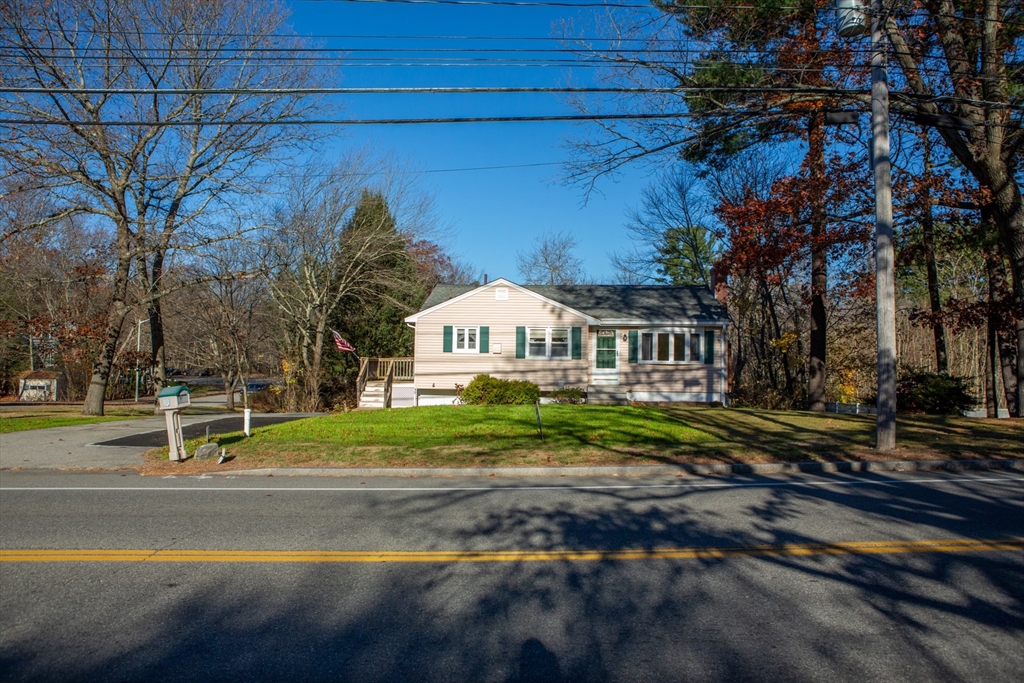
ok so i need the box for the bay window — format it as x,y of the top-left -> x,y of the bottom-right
636,328 -> 714,364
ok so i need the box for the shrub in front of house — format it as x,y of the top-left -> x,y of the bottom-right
462,374 -> 540,406
549,387 -> 586,404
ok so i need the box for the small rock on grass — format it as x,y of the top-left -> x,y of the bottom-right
194,443 -> 219,460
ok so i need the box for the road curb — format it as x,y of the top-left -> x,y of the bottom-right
209,458 -> 1024,479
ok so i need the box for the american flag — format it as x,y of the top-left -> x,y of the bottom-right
331,330 -> 356,354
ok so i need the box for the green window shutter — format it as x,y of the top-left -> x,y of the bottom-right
443,325 -> 453,353
571,327 -> 582,360
479,326 -> 489,353
704,330 -> 715,365
628,330 -> 639,364
516,326 -> 526,359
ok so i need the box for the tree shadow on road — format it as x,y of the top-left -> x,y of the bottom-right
1,473 -> 1021,682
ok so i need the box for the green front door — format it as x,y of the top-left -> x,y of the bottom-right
596,330 -> 617,369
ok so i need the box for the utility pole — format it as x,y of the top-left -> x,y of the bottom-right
870,0 -> 897,450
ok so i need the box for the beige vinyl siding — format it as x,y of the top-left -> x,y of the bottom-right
413,286 -> 590,391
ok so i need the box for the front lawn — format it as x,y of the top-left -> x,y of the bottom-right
0,406 -> 153,434
139,404 -> 1023,474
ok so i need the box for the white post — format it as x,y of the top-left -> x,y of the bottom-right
165,410 -> 187,461
243,408 -> 251,437
871,0 -> 897,450
135,318 -> 149,404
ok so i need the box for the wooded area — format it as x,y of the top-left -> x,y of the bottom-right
569,0 -> 1021,417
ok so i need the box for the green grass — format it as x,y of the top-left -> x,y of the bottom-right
269,404 -> 708,447
142,404 -> 1023,474
0,407 -> 152,434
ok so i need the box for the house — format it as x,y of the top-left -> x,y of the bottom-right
17,370 -> 66,402
402,278 -> 729,406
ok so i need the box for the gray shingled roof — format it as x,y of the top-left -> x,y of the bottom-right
419,282 -> 728,323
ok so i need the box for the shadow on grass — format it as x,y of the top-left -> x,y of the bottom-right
213,406 -> 1022,470
2,472 -> 1021,682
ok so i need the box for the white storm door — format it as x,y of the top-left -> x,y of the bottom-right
592,329 -> 620,385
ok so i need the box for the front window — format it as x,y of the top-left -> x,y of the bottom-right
528,328 -> 547,357
527,327 -> 571,359
455,326 -> 478,353
550,328 -> 570,358
638,329 -> 706,363
690,333 -> 702,362
673,334 -> 686,361
657,333 -> 670,361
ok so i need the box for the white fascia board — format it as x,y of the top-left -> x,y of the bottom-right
405,277 -> 601,325
600,319 -> 730,327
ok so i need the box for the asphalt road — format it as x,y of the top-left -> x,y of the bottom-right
1,470 -> 1022,682
93,414 -> 311,448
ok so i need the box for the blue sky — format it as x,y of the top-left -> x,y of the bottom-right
285,1 -> 660,282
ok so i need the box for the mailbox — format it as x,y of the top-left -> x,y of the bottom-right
157,385 -> 191,410
156,385 -> 190,461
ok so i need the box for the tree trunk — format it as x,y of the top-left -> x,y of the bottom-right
82,302 -> 129,415
82,221 -> 133,416
224,371 -> 236,410
985,317 -> 999,418
920,134 -> 948,373
984,225 -> 1020,417
807,113 -> 827,411
147,299 -> 167,413
762,277 -> 794,399
978,22 -> 1024,419
147,249 -> 168,391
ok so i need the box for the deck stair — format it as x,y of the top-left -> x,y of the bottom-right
358,381 -> 387,410
356,357 -> 414,409
587,385 -> 630,406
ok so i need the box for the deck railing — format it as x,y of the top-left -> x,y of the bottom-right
357,357 -> 414,409
359,357 -> 414,383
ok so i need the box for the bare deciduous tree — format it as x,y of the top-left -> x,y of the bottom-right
265,154 -> 435,412
516,230 -> 588,285
0,0 -> 326,414
611,166 -> 721,286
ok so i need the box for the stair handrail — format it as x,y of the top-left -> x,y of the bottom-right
384,361 -> 395,409
356,357 -> 369,409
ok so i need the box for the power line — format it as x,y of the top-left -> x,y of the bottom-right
3,105 -> 1019,127
294,0 -> 1024,26
0,85 -> 873,96
3,87 -> 1017,110
0,110 -> 791,126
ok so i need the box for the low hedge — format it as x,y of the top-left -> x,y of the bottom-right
549,387 -> 586,404
461,374 -> 540,405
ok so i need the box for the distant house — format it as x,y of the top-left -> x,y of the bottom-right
403,278 -> 729,406
17,370 -> 66,402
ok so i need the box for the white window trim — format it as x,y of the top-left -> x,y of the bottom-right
453,325 -> 480,354
526,326 -> 572,360
638,328 -> 708,364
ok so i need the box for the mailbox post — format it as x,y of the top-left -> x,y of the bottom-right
157,385 -> 191,462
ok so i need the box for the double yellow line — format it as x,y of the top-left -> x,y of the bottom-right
2,538 -> 1021,564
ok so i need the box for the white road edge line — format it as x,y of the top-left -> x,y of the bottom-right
1,476 -> 1022,493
